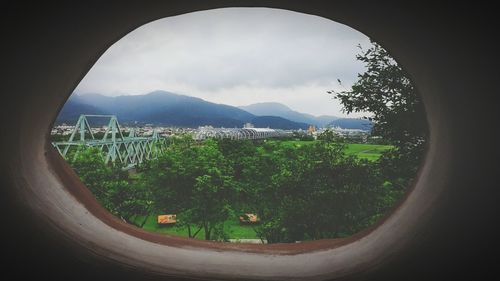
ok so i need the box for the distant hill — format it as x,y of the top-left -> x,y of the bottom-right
328,118 -> 373,130
315,115 -> 341,127
250,116 -> 309,130
72,91 -> 255,125
239,102 -> 338,127
56,96 -> 108,124
56,91 -> 308,129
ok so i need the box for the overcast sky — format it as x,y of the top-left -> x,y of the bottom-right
74,8 -> 372,117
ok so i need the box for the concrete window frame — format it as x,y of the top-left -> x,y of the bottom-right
4,2 -> 469,281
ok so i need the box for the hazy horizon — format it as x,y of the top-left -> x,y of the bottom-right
74,90 -> 350,118
73,8 -> 372,118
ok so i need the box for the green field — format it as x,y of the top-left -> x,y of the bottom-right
273,140 -> 393,161
131,215 -> 258,240
344,143 -> 393,161
275,140 -> 315,148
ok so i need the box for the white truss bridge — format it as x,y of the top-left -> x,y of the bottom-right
52,115 -> 166,168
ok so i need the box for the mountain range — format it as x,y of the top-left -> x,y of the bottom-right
328,118 -> 373,130
239,102 -> 339,127
56,91 -> 372,130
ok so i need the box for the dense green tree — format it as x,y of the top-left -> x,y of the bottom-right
67,147 -> 152,224
330,42 -> 427,150
144,137 -> 237,240
250,139 -> 389,242
330,41 -> 427,191
65,134 -> 402,243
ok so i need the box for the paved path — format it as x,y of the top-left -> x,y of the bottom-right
228,239 -> 267,244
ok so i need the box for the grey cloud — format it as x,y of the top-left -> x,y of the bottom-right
74,8 -> 372,116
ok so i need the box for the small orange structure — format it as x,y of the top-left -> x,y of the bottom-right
239,213 -> 260,224
157,214 -> 177,225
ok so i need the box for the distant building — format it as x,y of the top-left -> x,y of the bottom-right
243,122 -> 254,128
307,125 -> 316,134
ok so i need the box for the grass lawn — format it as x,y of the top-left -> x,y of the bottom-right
277,140 -> 315,148
272,140 -> 393,161
130,215 -> 259,240
345,143 -> 393,161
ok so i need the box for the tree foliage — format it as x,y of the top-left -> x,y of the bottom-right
330,42 -> 427,152
331,41 -> 427,190
239,138 -> 389,242
65,137 -> 404,243
67,147 -> 152,224
142,136 -> 236,240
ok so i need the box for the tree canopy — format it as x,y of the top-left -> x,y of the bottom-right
331,41 -> 428,190
67,147 -> 152,225
330,42 -> 427,152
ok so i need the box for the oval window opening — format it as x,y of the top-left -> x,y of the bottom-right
51,8 -> 427,244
